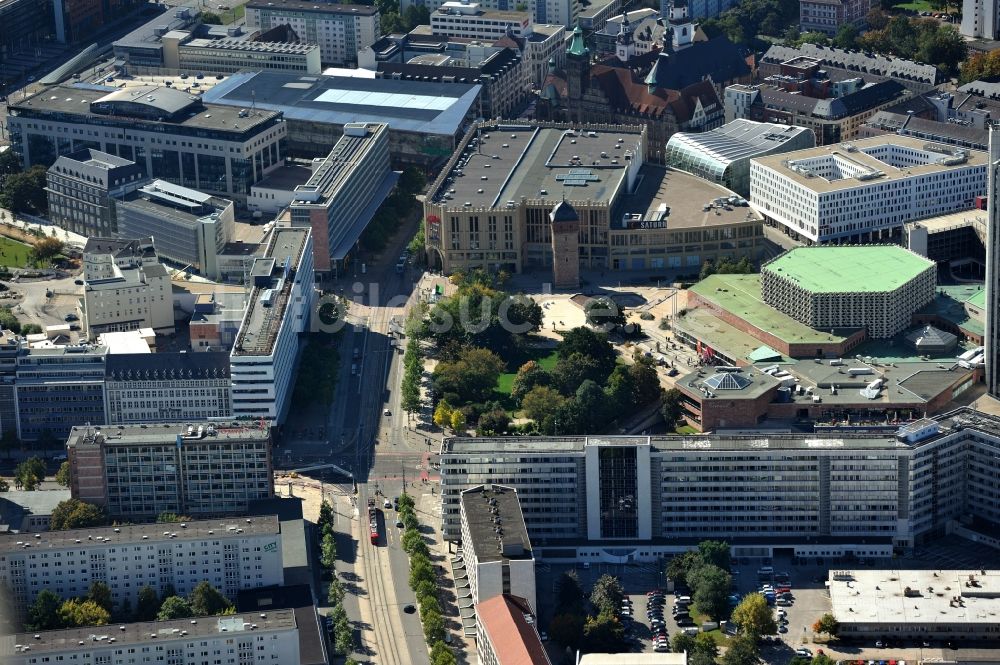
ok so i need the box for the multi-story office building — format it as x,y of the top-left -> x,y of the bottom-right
986,128 -> 1000,400
81,237 -> 174,336
104,351 -> 232,423
402,0 -> 573,27
116,180 -> 235,280
202,71 -> 480,168
290,124 -> 393,276
424,121 -> 766,280
15,345 -> 108,443
750,136 -> 988,243
438,409 -> 1000,558
0,0 -> 53,72
0,515 -> 283,615
799,0 -> 872,36
177,38 -> 321,75
245,0 -> 379,65
46,149 -> 147,238
430,3 -> 533,40
475,594 -> 551,665
67,421 -> 274,518
665,120 -> 815,197
961,0 -> 1000,39
230,228 -> 314,423
377,48 -> 527,121
7,83 -> 286,204
761,245 -> 937,338
2,610 -> 305,665
460,485 -> 536,611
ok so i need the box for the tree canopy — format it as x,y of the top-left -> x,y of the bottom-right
157,596 -> 194,620
50,498 -> 106,530
731,592 -> 777,638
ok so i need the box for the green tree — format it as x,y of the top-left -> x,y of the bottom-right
189,582 -> 232,616
59,599 -> 110,627
431,640 -> 458,665
156,512 -> 195,524
812,612 -> 839,637
0,166 -> 48,215
50,498 -> 106,530
201,10 -> 222,23
731,593 -> 777,639
32,237 -> 64,261
15,456 -> 46,490
557,327 -> 617,378
135,585 -> 161,621
521,385 -> 565,423
720,635 -> 760,665
318,500 -> 334,531
157,596 -> 194,620
55,460 -> 71,487
320,531 -> 338,569
549,612 -> 585,649
510,360 -> 552,403
88,581 -> 113,613
27,589 -> 63,630
798,30 -> 830,45
671,631 -> 696,654
833,22 -> 859,49
629,355 -> 662,406
334,615 -> 353,655
555,352 -> 606,395
433,401 -> 453,428
661,388 -> 684,429
698,540 -> 732,571
0,478 -> 8,492
583,609 -> 625,652
20,323 -> 42,335
328,578 -> 345,607
432,347 -> 505,405
449,408 -> 467,433
422,607 -> 446,643
693,631 -> 719,660
555,570 -> 585,614
589,574 -> 625,616
666,550 -> 703,588
0,148 -> 21,177
690,564 -> 732,621
476,408 -> 510,436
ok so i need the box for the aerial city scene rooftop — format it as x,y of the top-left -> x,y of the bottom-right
3,0 -> 1000,663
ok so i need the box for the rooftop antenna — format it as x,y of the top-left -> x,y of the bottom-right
250,89 -> 256,115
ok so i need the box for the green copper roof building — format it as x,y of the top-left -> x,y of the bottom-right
567,24 -> 588,57
761,245 -> 936,338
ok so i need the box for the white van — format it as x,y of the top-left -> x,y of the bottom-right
675,595 -> 692,606
757,566 -> 774,579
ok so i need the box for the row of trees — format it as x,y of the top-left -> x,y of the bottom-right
397,493 -> 456,665
666,541 -> 735,622
317,500 -> 354,656
512,329 -> 661,435
400,331 -> 424,415
0,307 -> 43,336
699,0 -> 800,45
27,581 -> 233,630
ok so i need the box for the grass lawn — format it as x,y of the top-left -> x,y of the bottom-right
0,236 -> 35,268
675,425 -> 699,435
495,349 -> 558,395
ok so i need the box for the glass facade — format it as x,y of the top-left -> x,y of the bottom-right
197,153 -> 228,193
599,446 -> 638,539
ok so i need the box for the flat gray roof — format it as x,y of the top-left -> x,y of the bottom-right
461,485 -> 531,563
202,71 -> 479,136
234,227 -> 310,357
830,569 -> 1000,626
0,515 -> 279,554
253,164 -> 314,191
433,125 -> 641,208
65,422 -> 271,448
246,0 -> 377,14
13,84 -> 280,133
4,610 -> 296,655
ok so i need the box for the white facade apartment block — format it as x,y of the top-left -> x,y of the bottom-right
0,517 -> 283,616
245,1 -> 380,65
749,138 -> 988,242
459,486 -> 536,612
431,3 -> 533,40
439,413 -> 1000,555
82,238 -> 174,336
230,228 -> 314,424
3,610 -> 300,665
961,0 -> 1000,39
